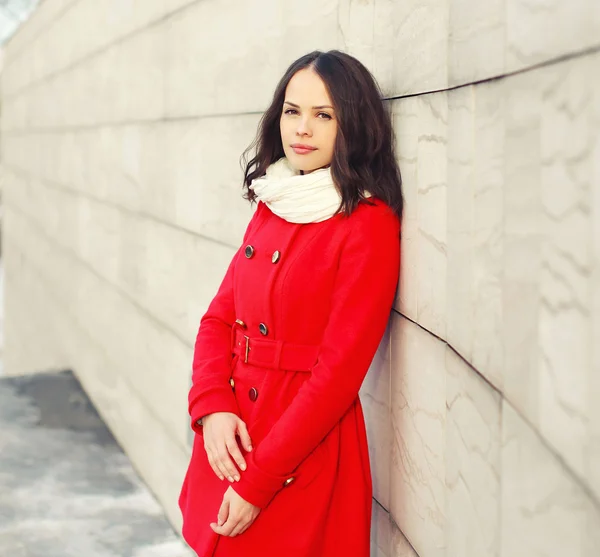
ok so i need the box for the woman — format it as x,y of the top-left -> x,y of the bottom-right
179,50 -> 403,557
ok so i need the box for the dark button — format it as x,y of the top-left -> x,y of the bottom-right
244,245 -> 255,258
258,323 -> 268,336
283,477 -> 295,487
249,387 -> 259,402
229,377 -> 235,389
271,250 -> 281,264
235,319 -> 247,329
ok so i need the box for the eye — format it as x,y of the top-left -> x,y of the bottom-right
317,112 -> 332,120
284,108 -> 298,115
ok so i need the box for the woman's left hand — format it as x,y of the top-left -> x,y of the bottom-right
210,486 -> 261,537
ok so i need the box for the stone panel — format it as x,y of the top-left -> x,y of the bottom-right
371,502 -> 393,557
393,93 -> 448,339
371,503 -> 420,557
448,0 -> 505,87
1,115 -> 260,246
505,0 -> 599,74
446,82 -> 504,389
3,165 -> 242,345
390,523 -> 420,557
1,0 -> 79,92
389,314 -> 446,557
361,320 -> 392,509
590,63 -> 600,501
445,348 -> 501,557
4,206 -> 194,451
501,402 -> 600,557
503,52 -> 598,496
1,0 -> 193,98
391,0 -> 448,96
164,0 -> 341,118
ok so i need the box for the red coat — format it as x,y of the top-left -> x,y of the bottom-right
179,197 -> 401,557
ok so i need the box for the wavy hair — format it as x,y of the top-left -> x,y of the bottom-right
240,50 -> 403,221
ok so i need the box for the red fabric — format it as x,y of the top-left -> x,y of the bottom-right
179,198 -> 401,557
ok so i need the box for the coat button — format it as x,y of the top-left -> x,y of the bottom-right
244,245 -> 255,258
249,387 -> 259,402
283,477 -> 295,487
229,377 -> 235,389
271,250 -> 281,264
258,323 -> 268,336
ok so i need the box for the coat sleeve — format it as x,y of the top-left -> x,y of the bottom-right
232,204 -> 401,508
187,203 -> 262,434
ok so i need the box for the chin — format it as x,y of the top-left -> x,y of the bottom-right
286,153 -> 329,174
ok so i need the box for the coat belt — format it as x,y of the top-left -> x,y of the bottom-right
230,325 -> 318,373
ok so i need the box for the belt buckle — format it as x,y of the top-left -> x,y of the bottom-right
243,335 -> 250,363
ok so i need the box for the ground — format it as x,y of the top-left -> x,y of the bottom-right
0,262 -> 193,557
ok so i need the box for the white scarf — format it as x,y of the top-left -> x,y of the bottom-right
249,157 -> 371,224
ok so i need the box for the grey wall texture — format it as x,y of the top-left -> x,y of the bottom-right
0,1 -> 599,555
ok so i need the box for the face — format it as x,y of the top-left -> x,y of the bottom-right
280,68 -> 338,174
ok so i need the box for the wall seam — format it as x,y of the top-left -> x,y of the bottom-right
384,42 -> 600,101
4,212 -> 193,457
4,37 -> 600,136
1,111 -> 265,136
2,0 -> 207,101
372,497 -> 422,556
1,162 -> 243,250
2,0 -> 82,63
391,308 -> 600,511
2,18 -> 599,113
3,43 -> 600,135
4,199 -> 195,351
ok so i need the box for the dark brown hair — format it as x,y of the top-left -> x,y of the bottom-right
240,50 -> 403,221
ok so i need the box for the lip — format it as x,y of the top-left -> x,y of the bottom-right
291,144 -> 317,155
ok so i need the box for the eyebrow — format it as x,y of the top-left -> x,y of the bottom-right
284,101 -> 334,110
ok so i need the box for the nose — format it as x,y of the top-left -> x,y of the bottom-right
296,115 -> 312,137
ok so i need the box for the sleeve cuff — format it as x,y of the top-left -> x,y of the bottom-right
188,386 -> 240,434
231,452 -> 293,509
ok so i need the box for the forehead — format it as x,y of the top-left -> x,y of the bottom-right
284,68 -> 333,106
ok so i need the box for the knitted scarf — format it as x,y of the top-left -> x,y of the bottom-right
248,156 -> 371,224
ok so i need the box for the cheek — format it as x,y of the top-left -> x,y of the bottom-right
280,118 -> 292,137
325,126 -> 337,151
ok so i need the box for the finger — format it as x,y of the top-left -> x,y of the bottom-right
217,497 -> 230,527
209,445 -> 234,482
236,420 -> 253,453
217,446 -> 240,482
206,450 -> 225,481
226,437 -> 247,473
230,518 -> 250,537
211,514 -> 241,537
216,458 -> 233,483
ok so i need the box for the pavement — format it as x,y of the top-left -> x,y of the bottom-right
0,369 -> 194,557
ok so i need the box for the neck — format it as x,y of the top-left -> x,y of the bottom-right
299,164 -> 331,176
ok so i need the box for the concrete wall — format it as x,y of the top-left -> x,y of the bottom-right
1,0 -> 598,554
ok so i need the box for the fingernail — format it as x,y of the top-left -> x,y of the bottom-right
228,476 -> 234,482
219,476 -> 224,481
248,445 -> 253,452
234,475 -> 240,482
240,463 -> 247,471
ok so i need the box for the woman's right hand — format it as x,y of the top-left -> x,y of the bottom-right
201,412 -> 253,483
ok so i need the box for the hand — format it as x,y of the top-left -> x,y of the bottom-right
202,412 -> 253,483
210,486 -> 260,537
